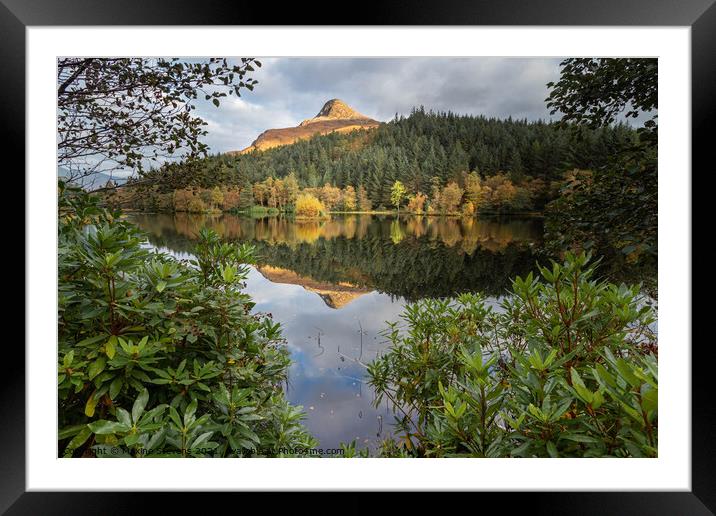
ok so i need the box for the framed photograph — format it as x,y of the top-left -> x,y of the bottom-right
6,0 -> 710,511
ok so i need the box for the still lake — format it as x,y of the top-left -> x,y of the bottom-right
128,212 -> 544,451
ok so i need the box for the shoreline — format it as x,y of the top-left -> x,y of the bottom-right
122,208 -> 546,218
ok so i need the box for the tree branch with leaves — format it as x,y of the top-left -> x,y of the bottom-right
57,57 -> 261,179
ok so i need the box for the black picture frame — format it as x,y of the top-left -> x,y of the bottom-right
4,0 -> 709,513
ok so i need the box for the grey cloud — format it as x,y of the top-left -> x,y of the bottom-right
194,57 -> 565,154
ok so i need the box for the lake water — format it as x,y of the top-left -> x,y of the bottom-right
128,212 -> 544,452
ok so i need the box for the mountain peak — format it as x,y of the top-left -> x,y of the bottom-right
231,99 -> 380,154
314,99 -> 368,120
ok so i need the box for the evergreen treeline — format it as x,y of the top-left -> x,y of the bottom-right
136,107 -> 638,211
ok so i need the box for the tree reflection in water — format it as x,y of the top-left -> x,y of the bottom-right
129,212 -> 545,301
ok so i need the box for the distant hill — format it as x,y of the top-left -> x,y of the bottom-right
230,99 -> 381,155
58,167 -> 128,190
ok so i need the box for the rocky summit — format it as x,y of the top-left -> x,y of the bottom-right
231,99 -> 380,154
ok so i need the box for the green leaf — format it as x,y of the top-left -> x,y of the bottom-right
168,406 -> 182,429
561,433 -> 600,444
85,392 -> 98,417
222,266 -> 235,283
139,404 -> 168,425
570,368 -> 593,404
58,424 -> 87,440
527,403 -> 543,420
594,363 -> 616,389
642,386 -> 657,413
184,399 -> 198,427
109,377 -> 123,400
146,429 -> 165,451
614,359 -> 641,388
618,401 -> 644,424
105,336 -> 117,359
132,388 -> 149,423
191,431 -> 214,448
116,407 -> 132,428
124,432 -> 141,446
546,441 -> 559,458
88,420 -> 125,435
63,426 -> 93,457
88,356 -> 107,380
76,335 -> 107,348
62,350 -> 74,367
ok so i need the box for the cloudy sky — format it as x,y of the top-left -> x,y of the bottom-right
196,57 -> 564,154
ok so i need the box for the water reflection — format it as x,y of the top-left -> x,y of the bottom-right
242,266 -> 407,450
130,212 -> 540,250
129,212 -> 543,450
130,213 -> 544,302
